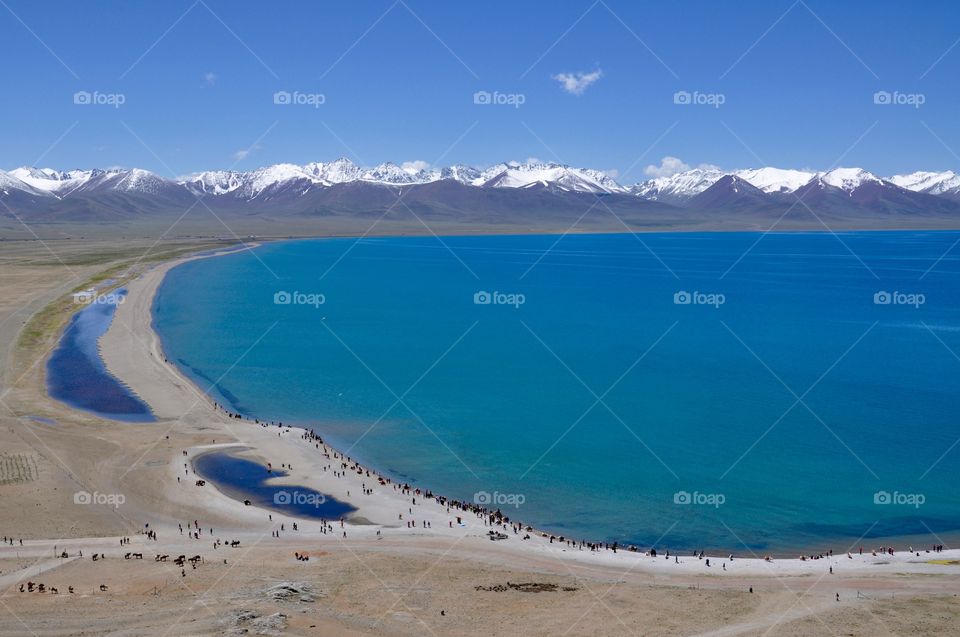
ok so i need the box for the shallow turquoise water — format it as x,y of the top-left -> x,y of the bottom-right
154,232 -> 960,552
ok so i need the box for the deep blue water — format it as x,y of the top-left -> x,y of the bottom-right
154,232 -> 960,552
193,452 -> 355,520
47,290 -> 154,422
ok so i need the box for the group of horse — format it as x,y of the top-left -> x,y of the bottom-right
19,582 -> 72,594
153,554 -> 201,567
15,544 -> 230,596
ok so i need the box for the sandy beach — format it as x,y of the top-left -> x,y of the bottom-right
0,238 -> 957,636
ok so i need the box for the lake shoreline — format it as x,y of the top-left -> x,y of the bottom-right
93,236 -> 960,567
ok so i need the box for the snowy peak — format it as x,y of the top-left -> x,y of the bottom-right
631,167 -> 724,203
817,167 -> 883,192
439,164 -> 482,184
688,174 -> 772,210
361,162 -> 426,185
889,170 -> 960,196
632,166 -> 894,202
9,167 -> 92,195
478,161 -> 623,193
184,164 -> 313,199
0,169 -> 48,197
733,167 -> 815,194
303,158 -> 362,185
113,169 -> 171,194
185,158 -> 454,195
243,164 -> 317,199
181,170 -> 245,196
9,167 -> 60,181
575,167 -> 624,192
7,166 -> 171,197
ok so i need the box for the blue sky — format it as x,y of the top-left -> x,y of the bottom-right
2,0 -> 959,181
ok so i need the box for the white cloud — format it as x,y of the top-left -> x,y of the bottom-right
401,160 -> 430,174
204,72 -> 217,86
604,168 -> 620,179
552,69 -> 603,96
644,156 -> 689,178
232,144 -> 260,162
644,156 -> 720,178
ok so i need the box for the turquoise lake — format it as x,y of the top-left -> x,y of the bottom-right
153,232 -> 960,552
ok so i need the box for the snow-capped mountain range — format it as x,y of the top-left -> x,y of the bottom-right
3,159 -> 960,207
177,159 -> 623,200
629,167 -> 960,204
8,167 -> 171,197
